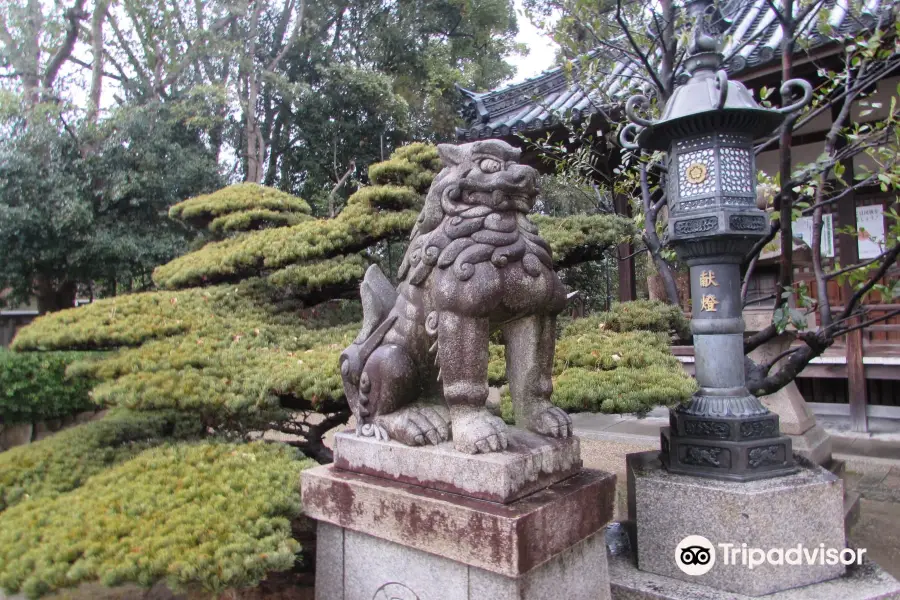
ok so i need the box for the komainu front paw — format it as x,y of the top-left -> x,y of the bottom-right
525,402 -> 572,438
373,403 -> 452,446
451,406 -> 509,454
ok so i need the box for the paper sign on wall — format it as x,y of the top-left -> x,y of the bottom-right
794,214 -> 834,258
856,205 -> 885,259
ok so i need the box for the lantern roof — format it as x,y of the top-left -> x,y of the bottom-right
623,2 -> 813,152
629,55 -> 790,151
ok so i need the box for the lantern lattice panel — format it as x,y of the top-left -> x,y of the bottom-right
719,146 -> 753,195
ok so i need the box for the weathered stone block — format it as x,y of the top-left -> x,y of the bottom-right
315,514 -> 611,600
627,451 -> 846,596
302,465 -> 615,578
332,427 -> 581,504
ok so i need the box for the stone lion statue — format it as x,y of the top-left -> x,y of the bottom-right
340,139 -> 572,454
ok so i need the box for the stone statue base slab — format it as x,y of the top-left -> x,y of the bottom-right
606,522 -> 900,600
302,465 -> 616,600
627,451 -> 846,596
333,428 -> 581,504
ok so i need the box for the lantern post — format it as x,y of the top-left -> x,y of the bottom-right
620,0 -> 812,481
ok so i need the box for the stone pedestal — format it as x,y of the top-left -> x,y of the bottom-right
332,429 -> 581,503
302,430 -> 616,600
627,451 -> 847,596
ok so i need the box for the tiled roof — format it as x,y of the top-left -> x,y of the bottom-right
456,0 -> 893,141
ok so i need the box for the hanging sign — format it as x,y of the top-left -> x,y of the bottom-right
856,205 -> 886,259
794,214 -> 834,258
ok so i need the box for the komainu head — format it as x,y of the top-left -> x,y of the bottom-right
412,139 -> 539,236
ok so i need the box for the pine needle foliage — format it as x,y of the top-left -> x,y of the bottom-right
168,183 -> 312,231
152,166 -> 430,289
497,305 -> 697,419
13,280 -> 358,423
531,214 -> 636,267
0,441 -> 313,599
564,299 -> 691,340
208,209 -> 309,236
0,409 -> 203,511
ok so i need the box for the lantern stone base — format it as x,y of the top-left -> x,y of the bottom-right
627,451 -> 848,596
606,522 -> 900,600
302,463 -> 616,600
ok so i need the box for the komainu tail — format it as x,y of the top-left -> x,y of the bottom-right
354,264 -> 399,344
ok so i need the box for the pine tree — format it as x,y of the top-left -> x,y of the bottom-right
1,143 -> 690,598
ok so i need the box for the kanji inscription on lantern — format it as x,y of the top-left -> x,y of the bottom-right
699,270 -> 718,288
700,294 -> 719,312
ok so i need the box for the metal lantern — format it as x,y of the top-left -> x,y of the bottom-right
620,0 -> 813,481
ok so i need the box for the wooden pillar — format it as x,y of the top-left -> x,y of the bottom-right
833,103 -> 868,432
614,193 -> 637,302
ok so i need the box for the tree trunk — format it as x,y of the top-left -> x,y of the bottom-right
34,278 -> 77,314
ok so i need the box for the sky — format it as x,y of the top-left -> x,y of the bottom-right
507,0 -> 560,84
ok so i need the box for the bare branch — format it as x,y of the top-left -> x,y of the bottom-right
839,243 -> 900,322
267,0 -> 306,72
615,0 -> 666,98
825,255 -> 884,280
329,160 -> 356,218
741,252 -> 760,305
761,0 -> 791,29
763,346 -> 803,373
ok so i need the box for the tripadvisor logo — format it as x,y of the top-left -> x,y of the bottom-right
675,535 -> 716,575
675,535 -> 867,575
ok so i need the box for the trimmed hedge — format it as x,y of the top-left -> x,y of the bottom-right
496,306 -> 697,418
0,440 -> 313,599
563,299 -> 691,341
0,409 -> 203,511
0,350 -> 98,424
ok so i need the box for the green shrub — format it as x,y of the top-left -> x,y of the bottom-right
496,322 -> 696,417
13,280 -> 358,423
0,350 -> 98,424
268,254 -> 370,297
531,214 -> 636,266
0,409 -> 203,511
563,299 -> 691,340
152,207 -> 419,289
0,440 -> 312,599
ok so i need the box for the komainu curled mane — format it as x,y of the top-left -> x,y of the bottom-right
340,139 -> 572,454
